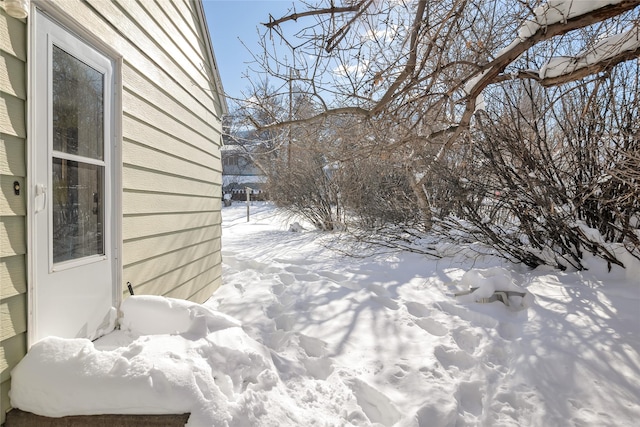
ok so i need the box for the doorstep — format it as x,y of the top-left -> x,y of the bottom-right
4,409 -> 190,426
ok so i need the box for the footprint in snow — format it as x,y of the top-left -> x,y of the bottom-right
274,314 -> 296,331
271,283 -> 285,296
296,334 -> 334,379
284,265 -> 308,275
405,301 -> 432,317
317,270 -> 348,283
297,334 -> 327,358
492,386 -> 537,419
121,342 -> 145,359
265,301 -> 284,319
415,317 -> 448,337
434,345 -> 476,370
452,327 -> 483,355
456,380 -> 484,417
414,396 -> 458,427
370,295 -> 400,310
278,272 -> 295,286
345,377 -> 402,427
367,283 -> 390,298
245,258 -> 279,274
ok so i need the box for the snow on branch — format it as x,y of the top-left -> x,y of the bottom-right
464,0 -> 639,98
539,24 -> 640,80
253,0 -> 639,137
441,0 -> 639,168
518,0 -> 628,40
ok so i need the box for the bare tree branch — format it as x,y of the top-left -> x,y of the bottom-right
465,0 -> 640,99
262,1 -> 368,28
368,0 -> 428,115
254,0 -> 640,137
492,41 -> 640,86
325,0 -> 376,52
235,0 -> 639,269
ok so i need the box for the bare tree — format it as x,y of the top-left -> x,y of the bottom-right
234,0 -> 639,268
253,1 -> 639,129
247,0 -> 639,203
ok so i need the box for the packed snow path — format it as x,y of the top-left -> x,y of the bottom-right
208,203 -> 640,426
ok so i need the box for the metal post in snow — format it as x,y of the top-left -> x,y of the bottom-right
246,187 -> 251,222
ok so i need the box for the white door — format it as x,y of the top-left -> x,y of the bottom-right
31,10 -> 117,343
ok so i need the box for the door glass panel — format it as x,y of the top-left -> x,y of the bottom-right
52,158 -> 104,263
52,45 -> 104,160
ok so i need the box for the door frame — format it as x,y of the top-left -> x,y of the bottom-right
27,2 -> 123,347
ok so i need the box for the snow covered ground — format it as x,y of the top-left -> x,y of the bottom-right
10,202 -> 640,426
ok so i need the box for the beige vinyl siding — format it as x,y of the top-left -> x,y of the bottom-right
129,243 -> 221,300
123,165 -> 216,196
124,235 -> 220,280
0,176 -> 24,216
159,0 -> 225,117
0,0 -> 224,418
59,0 -> 224,302
0,94 -> 25,139
0,8 -> 27,423
1,53 -> 25,100
0,255 -> 26,299
1,333 -> 26,392
123,211 -> 221,240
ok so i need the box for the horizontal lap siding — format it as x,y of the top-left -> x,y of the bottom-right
160,0 -> 225,118
129,246 -> 221,299
0,8 -> 27,423
79,0 -> 223,303
1,0 -> 225,419
0,0 -> 223,423
124,166 -> 216,196
124,237 -> 220,284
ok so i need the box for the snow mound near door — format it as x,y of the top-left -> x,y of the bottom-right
10,296 -> 291,426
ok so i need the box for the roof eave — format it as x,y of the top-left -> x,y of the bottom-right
194,0 -> 229,116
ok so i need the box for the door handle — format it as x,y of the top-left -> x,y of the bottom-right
35,184 -> 47,213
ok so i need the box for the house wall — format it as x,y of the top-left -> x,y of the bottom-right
1,7 -> 28,423
77,0 -> 225,302
0,0 -> 225,422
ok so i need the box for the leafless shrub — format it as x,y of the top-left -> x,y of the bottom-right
439,65 -> 640,270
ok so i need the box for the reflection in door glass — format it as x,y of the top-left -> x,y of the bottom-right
52,45 -> 104,160
52,159 -> 104,263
